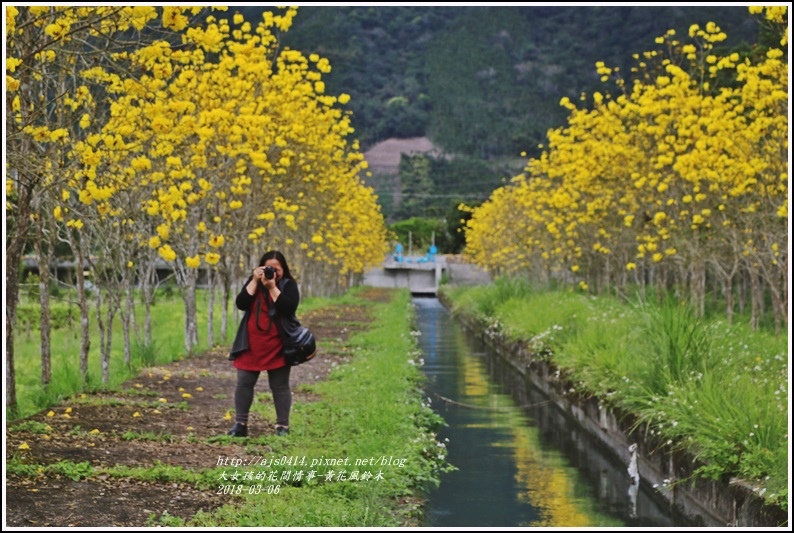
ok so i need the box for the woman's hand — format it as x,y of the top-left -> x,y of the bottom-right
247,267 -> 265,295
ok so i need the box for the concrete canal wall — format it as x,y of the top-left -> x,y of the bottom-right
438,293 -> 788,528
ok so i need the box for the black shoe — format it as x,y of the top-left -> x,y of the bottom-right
227,423 -> 248,437
275,426 -> 289,437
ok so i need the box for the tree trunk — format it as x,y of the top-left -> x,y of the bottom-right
102,301 -> 117,384
140,260 -> 156,347
724,274 -> 734,325
95,287 -> 106,382
122,280 -> 133,367
179,266 -> 199,354
207,267 -> 215,347
35,222 -> 52,391
737,270 -> 747,315
66,229 -> 92,382
749,268 -> 761,330
221,267 -> 231,344
5,173 -> 35,418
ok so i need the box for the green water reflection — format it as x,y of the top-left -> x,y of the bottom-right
450,342 -> 623,527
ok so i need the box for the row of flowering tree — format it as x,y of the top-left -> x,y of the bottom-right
5,6 -> 390,416
462,7 -> 788,334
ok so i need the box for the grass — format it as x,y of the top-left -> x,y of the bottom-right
185,287 -> 454,526
8,286 -> 455,526
440,279 -> 789,512
9,288 -> 235,421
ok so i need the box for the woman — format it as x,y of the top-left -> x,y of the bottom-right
227,250 -> 299,437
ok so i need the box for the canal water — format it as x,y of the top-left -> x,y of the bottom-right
413,297 -> 690,528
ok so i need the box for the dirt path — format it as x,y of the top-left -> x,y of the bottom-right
5,288 -> 392,527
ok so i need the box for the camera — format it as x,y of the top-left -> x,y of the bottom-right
263,266 -> 276,280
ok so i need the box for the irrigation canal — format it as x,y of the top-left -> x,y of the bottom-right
413,296 -> 692,528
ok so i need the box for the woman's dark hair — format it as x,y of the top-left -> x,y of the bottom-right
258,250 -> 294,280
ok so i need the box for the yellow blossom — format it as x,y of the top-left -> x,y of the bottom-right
158,245 -> 177,262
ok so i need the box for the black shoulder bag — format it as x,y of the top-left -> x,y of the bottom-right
266,280 -> 317,366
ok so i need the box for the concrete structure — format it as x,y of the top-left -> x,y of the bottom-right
362,255 -> 491,295
441,293 -> 787,528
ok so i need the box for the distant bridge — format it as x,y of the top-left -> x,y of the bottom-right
362,255 -> 491,295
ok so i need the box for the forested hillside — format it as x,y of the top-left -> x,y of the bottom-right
237,5 -> 765,233
268,6 -> 760,155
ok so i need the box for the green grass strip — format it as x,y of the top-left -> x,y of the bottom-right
186,287 -> 453,526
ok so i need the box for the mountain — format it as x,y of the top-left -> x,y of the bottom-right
235,5 -> 764,230
273,5 -> 760,156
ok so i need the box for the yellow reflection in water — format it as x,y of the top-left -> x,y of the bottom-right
454,350 -> 621,527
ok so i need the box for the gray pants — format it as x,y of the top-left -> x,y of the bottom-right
234,366 -> 291,427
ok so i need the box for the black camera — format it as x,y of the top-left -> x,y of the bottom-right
263,266 -> 276,280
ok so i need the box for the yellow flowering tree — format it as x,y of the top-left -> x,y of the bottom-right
463,7 -> 788,330
4,6 -> 206,407
89,7 -> 388,352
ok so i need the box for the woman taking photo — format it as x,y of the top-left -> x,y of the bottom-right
227,250 -> 298,437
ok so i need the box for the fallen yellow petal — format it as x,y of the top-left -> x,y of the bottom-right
195,387 -> 204,392
181,393 -> 192,399
46,411 -> 55,417
133,412 -> 141,417
65,407 -> 72,413
158,398 -> 168,403
18,442 -> 30,450
89,429 -> 100,434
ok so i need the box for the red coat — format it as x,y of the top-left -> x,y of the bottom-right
229,276 -> 300,371
232,290 -> 285,371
